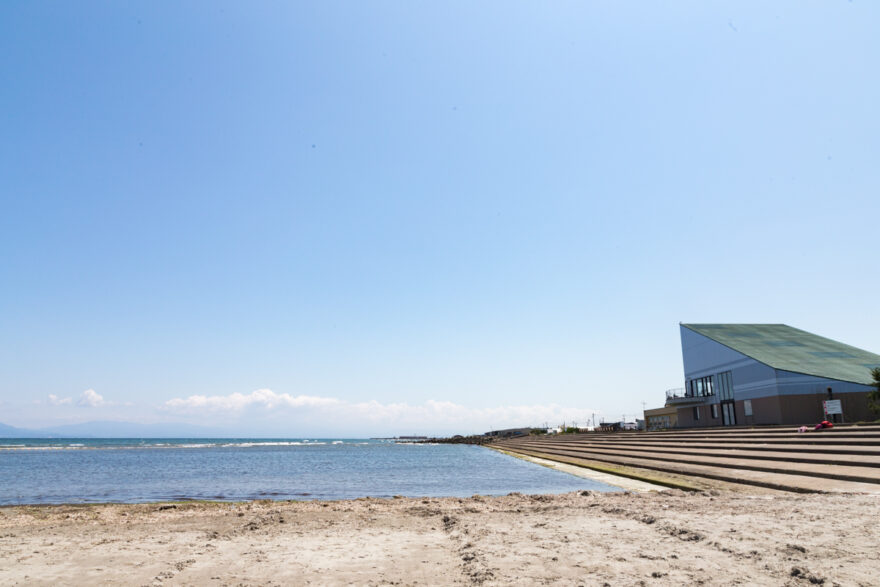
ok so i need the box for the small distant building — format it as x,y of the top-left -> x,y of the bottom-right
659,324 -> 880,428
644,405 -> 678,430
597,421 -> 621,432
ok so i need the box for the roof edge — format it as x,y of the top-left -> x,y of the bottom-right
679,324 -> 877,386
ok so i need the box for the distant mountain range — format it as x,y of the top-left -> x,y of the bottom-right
0,420 -> 229,438
0,422 -> 48,438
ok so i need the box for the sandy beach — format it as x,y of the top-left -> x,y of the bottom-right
2,490 -> 878,586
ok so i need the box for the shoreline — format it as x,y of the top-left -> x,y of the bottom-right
491,447 -> 671,492
3,490 -> 878,585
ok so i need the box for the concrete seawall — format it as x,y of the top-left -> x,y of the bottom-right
494,424 -> 880,493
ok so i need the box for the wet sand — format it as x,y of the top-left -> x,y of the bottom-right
1,490 -> 878,586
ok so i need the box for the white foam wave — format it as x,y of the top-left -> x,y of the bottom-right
0,439 -> 347,451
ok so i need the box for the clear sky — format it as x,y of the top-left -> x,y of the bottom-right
2,1 -> 878,436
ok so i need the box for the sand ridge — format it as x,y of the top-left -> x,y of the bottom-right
1,490 -> 878,586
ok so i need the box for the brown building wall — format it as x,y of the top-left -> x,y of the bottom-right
736,396 -> 783,426
775,393 -> 828,425
776,391 -> 872,424
675,406 -> 695,428
675,404 -> 724,428
674,392 -> 873,428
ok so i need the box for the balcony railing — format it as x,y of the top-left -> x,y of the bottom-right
665,386 -> 713,405
666,387 -> 715,400
665,388 -> 686,400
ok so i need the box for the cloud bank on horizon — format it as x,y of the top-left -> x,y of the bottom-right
160,388 -> 603,435
18,388 -> 604,436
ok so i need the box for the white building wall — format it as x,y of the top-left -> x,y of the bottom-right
680,326 -> 778,401
774,370 -> 871,396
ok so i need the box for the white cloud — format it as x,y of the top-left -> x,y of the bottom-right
77,389 -> 105,407
161,389 -> 602,434
163,389 -> 339,412
46,390 -> 114,408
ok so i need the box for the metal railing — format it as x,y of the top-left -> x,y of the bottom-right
665,387 -> 686,400
666,386 -> 714,400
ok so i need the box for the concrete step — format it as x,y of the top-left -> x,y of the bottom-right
527,439 -> 880,457
506,440 -> 880,468
560,426 -> 880,437
498,445 -> 880,494
625,425 -> 880,436
518,432 -> 880,445
503,442 -> 880,485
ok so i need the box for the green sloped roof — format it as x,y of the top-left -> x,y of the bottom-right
682,324 -> 880,385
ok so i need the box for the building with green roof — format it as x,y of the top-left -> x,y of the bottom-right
666,324 -> 880,427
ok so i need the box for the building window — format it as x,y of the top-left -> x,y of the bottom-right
714,371 -> 734,401
693,406 -> 700,420
687,376 -> 715,398
711,404 -> 719,419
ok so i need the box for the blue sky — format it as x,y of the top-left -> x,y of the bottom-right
2,1 -> 878,436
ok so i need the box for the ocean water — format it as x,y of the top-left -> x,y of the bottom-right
0,439 -> 620,505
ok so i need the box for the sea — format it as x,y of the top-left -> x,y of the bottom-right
0,438 -> 620,505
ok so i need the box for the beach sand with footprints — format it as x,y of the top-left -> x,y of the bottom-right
2,489 -> 878,586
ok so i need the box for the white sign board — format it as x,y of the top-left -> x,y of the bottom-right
824,399 -> 842,415
743,399 -> 753,417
